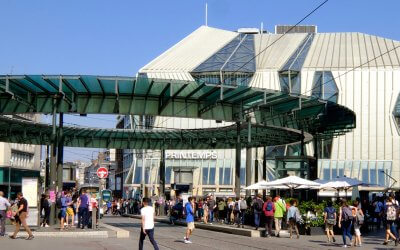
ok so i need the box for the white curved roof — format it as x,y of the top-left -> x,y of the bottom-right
139,26 -> 400,82
139,26 -> 238,81
303,32 -> 400,69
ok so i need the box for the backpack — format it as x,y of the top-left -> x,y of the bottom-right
266,201 -> 273,211
56,197 -> 62,209
254,200 -> 262,212
326,207 -> 335,219
240,200 -> 247,210
342,206 -> 353,221
387,204 -> 397,221
356,210 -> 364,225
234,202 -> 240,212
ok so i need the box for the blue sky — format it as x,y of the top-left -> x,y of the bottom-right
1,0 -> 399,162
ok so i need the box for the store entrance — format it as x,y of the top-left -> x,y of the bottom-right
171,166 -> 196,196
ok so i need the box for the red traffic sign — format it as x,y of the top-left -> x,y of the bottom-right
97,167 -> 109,179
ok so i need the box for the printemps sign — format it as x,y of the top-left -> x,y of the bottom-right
166,151 -> 217,160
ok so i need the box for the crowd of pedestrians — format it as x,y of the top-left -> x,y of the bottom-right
140,192 -> 400,248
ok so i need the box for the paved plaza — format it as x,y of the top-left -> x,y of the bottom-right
1,216 -> 392,250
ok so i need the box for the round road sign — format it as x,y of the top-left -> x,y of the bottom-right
97,167 -> 109,179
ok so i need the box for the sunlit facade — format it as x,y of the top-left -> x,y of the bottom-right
121,25 -> 400,197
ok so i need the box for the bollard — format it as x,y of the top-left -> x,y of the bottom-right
92,207 -> 97,229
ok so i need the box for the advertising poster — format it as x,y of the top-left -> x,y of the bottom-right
21,178 -> 39,226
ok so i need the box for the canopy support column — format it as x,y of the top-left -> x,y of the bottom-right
246,120 -> 252,197
57,113 -> 64,193
159,150 -> 165,197
235,122 -> 241,198
49,99 -> 57,225
254,148 -> 259,195
262,146 -> 267,200
300,129 -> 305,179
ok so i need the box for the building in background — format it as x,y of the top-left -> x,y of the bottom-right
120,24 -> 400,197
0,114 -> 41,198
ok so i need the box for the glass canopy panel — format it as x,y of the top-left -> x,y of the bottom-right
65,79 -> 88,93
118,79 -> 135,94
80,76 -> 103,93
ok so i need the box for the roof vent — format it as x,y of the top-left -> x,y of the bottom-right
275,25 -> 317,34
237,28 -> 260,34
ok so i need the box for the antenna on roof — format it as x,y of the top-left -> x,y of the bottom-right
205,3 -> 208,26
260,22 -> 263,34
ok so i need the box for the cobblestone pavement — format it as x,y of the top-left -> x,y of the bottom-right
0,216 -> 394,250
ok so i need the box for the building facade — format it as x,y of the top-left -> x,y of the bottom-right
121,25 -> 400,197
0,114 -> 41,198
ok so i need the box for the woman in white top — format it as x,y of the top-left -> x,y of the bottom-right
88,194 -> 98,227
203,199 -> 209,224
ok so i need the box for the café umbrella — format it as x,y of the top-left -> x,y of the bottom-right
260,176 -> 321,197
317,176 -> 366,198
244,180 -> 288,190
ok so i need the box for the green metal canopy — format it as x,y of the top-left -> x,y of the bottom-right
0,75 -> 356,149
0,115 -> 309,149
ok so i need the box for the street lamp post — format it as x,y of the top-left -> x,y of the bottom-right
8,159 -> 13,199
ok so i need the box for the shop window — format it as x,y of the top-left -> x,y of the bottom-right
318,138 -> 333,159
219,167 -> 224,185
223,167 -> 231,185
265,146 -> 285,159
209,166 -> 216,185
202,167 -> 209,185
240,167 -> 246,185
266,160 -> 276,181
337,161 -> 345,177
361,161 -> 369,183
369,161 -> 377,184
322,161 -> 331,180
165,167 -> 172,184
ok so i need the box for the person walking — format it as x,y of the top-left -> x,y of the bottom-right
352,200 -> 364,247
286,199 -> 300,239
237,196 -> 247,228
58,192 -> 68,230
77,189 -> 89,229
0,191 -> 10,237
139,197 -> 159,250
40,194 -> 51,227
274,196 -> 286,237
227,198 -> 235,224
323,200 -> 337,243
184,197 -> 195,244
9,192 -> 34,240
373,197 -> 384,229
383,196 -> 398,246
208,196 -> 216,224
262,196 -> 275,237
338,199 -> 353,248
252,194 -> 263,230
65,191 -> 75,228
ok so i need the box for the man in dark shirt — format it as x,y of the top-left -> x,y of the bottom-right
77,189 -> 89,229
207,196 -> 216,224
10,192 -> 34,240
